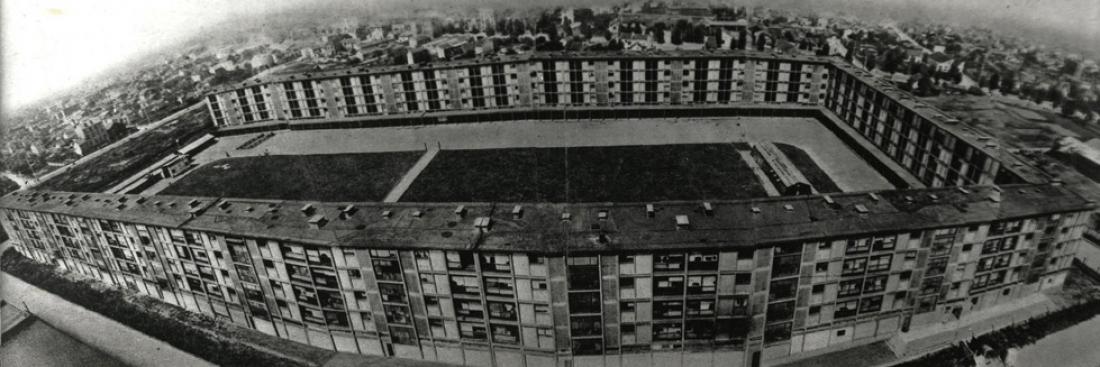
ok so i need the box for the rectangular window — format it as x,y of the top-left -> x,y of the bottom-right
654,276 -> 684,296
867,254 -> 892,273
842,258 -> 867,276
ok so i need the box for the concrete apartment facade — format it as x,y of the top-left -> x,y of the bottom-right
0,185 -> 1090,367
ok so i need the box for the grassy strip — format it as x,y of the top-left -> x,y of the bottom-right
896,297 -> 1100,367
1,248 -> 319,367
773,143 -> 842,193
161,151 -> 423,202
402,144 -> 767,203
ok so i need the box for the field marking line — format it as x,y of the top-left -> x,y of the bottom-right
383,147 -> 440,202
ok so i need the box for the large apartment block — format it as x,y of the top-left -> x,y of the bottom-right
204,52 -> 831,127
1,185 -> 1090,367
204,52 -> 1033,189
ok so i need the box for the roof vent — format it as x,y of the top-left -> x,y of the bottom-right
855,204 -> 869,214
675,215 -> 690,229
474,216 -> 492,229
301,203 -> 315,216
454,205 -> 467,217
118,197 -> 128,203
135,197 -> 147,204
412,210 -> 423,218
598,210 -> 609,220
115,203 -> 126,211
646,204 -> 655,218
988,191 -> 1002,203
308,214 -> 328,229
929,194 -> 939,201
188,199 -> 200,208
188,206 -> 203,218
703,202 -> 714,216
218,201 -> 231,210
823,195 -> 835,205
904,195 -> 914,202
342,205 -> 357,216
382,210 -> 392,218
869,193 -> 881,201
957,187 -> 971,194
751,206 -> 761,214
783,204 -> 794,211
512,205 -> 524,219
561,212 -> 572,221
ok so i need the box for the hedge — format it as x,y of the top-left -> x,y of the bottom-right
1,248 -> 310,367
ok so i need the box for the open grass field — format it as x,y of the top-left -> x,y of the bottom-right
400,143 -> 769,203
161,151 -> 423,201
37,108 -> 211,193
775,143 -> 842,193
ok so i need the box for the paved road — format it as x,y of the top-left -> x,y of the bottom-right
178,117 -> 896,195
1014,314 -> 1100,367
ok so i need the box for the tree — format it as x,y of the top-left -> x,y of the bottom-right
756,33 -> 767,51
1062,58 -> 1080,76
1000,73 -> 1016,95
651,22 -> 666,44
670,21 -> 684,45
987,72 -> 1000,91
738,29 -> 748,50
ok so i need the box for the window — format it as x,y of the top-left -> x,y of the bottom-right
655,300 -> 684,318
568,257 -> 600,290
491,324 -> 519,344
488,301 -> 516,320
867,254 -> 892,273
450,275 -> 481,295
687,251 -> 718,271
446,251 -> 477,271
481,253 -> 512,273
835,300 -> 858,318
846,238 -> 870,254
815,262 -> 829,274
838,279 -> 862,297
772,254 -> 801,278
654,253 -> 685,271
569,292 -> 601,314
766,301 -> 795,321
570,316 -> 602,337
872,236 -> 897,251
484,277 -> 515,297
764,322 -> 792,343
460,322 -> 488,340
655,276 -> 684,296
859,296 -> 883,313
842,258 -> 867,276
769,278 -> 797,300
686,275 -> 717,295
863,275 -> 887,293
734,273 -> 752,285
653,322 -> 683,341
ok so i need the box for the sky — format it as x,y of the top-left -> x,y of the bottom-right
0,0 -> 311,114
2,0 -> 1098,115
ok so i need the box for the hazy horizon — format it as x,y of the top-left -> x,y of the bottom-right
2,0 -> 1098,117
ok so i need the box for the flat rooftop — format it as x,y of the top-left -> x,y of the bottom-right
2,183 -> 1090,254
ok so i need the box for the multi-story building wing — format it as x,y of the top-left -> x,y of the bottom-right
1,185 -> 1090,367
204,52 -> 832,130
